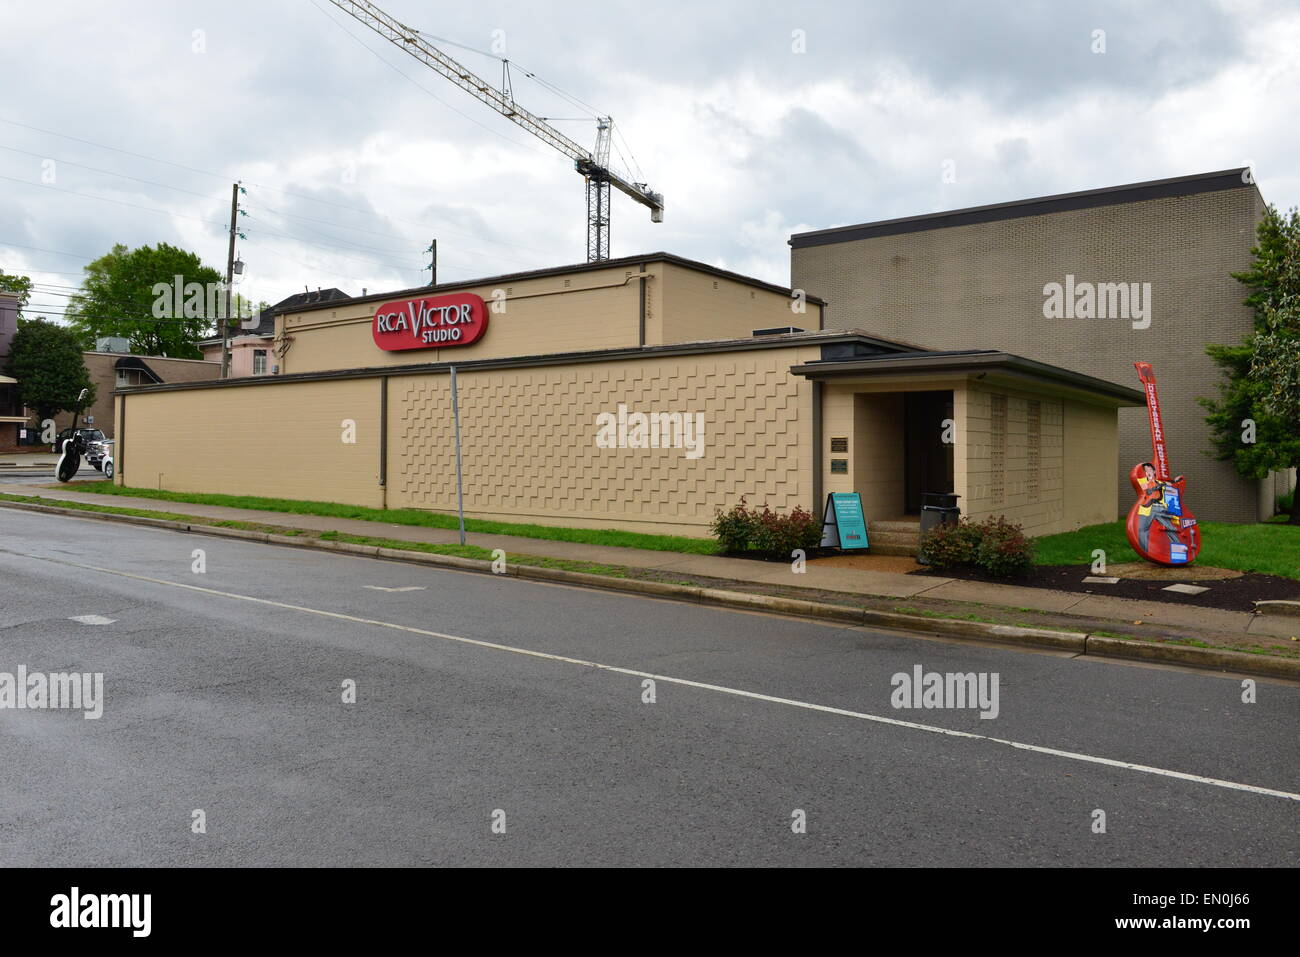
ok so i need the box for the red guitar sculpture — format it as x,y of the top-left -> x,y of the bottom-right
1125,362 -> 1201,566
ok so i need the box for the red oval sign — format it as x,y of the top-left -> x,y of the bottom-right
372,293 -> 488,351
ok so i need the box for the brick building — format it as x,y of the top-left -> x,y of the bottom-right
0,292 -> 24,451
790,168 -> 1294,523
50,350 -> 220,440
111,254 -> 1140,541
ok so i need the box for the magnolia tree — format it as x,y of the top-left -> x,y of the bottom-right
1203,206 -> 1300,525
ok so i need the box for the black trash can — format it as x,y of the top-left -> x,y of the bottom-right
919,492 -> 961,534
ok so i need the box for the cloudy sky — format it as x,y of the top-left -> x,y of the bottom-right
2,0 -> 1297,316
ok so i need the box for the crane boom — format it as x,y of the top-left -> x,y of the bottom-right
325,0 -> 664,261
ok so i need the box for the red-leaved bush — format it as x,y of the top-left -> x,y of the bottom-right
712,498 -> 822,560
919,515 -> 1034,578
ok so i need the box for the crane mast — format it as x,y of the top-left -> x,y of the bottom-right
325,0 -> 664,262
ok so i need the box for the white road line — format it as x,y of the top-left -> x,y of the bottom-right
19,552 -> 1300,804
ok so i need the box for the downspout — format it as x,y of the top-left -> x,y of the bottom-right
116,393 -> 125,484
638,263 -> 647,346
379,376 -> 388,509
811,380 -> 823,515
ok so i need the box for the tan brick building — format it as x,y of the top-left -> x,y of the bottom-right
790,168 -> 1294,523
52,351 -> 220,440
114,253 -> 1140,541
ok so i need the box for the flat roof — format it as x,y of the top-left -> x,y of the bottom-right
84,351 -> 219,364
114,329 -> 1136,407
274,251 -> 825,316
789,168 -> 1260,249
115,329 -> 896,395
791,349 -> 1144,405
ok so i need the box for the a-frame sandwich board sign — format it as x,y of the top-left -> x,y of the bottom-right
820,492 -> 869,549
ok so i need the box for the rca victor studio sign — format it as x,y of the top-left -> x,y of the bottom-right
372,292 -> 489,351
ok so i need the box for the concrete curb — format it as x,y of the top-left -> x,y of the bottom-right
1083,635 -> 1299,680
1254,600 -> 1300,618
4,497 -> 1297,680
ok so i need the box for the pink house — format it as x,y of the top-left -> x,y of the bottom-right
198,288 -> 351,378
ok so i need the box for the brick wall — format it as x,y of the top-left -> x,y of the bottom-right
117,346 -> 820,538
388,350 -> 816,536
793,183 -> 1267,521
961,384 -> 1067,534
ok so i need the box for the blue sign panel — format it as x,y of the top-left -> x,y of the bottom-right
822,492 -> 869,550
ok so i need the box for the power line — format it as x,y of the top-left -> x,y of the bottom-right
0,117 -> 558,257
1,140 -> 512,259
0,172 -> 424,276
22,306 -> 221,326
0,241 -> 98,260
0,143 -> 225,202
0,171 -> 231,230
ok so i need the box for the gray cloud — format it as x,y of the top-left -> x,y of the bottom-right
1,0 -> 1294,302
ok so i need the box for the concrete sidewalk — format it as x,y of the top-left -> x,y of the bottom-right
2,481 -> 1294,641
0,453 -> 59,470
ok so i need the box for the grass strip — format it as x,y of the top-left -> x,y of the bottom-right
1032,519 -> 1300,581
66,483 -> 721,555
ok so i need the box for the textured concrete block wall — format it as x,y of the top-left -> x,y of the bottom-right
793,185 -> 1265,521
961,384 -> 1068,535
387,350 -> 816,536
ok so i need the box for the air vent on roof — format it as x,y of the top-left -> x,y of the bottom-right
752,326 -> 804,337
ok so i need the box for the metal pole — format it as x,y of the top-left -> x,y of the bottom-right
221,182 -> 238,378
430,239 -> 437,286
450,364 -> 466,545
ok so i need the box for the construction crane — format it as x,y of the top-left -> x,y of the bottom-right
325,0 -> 664,262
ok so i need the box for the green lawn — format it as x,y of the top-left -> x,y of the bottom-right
1033,519 -> 1300,580
65,482 -> 722,556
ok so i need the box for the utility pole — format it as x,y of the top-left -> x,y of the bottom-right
221,182 -> 239,378
427,239 -> 437,286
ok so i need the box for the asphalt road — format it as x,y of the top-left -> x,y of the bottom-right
0,507 -> 1296,866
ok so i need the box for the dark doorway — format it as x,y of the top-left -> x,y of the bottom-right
903,390 -> 954,514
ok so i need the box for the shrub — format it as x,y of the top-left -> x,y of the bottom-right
917,519 -> 979,569
712,499 -> 821,560
972,516 -> 1035,577
919,515 -> 1034,578
1279,491 -> 1294,516
750,504 -> 822,560
712,497 -> 758,553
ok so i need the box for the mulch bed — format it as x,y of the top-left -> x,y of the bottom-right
912,563 -> 1300,612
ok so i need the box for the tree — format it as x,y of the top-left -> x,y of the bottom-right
64,242 -> 223,358
0,269 -> 33,315
4,318 -> 96,422
1201,205 -> 1300,524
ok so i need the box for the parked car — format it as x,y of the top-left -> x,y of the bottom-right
86,438 -> 113,471
52,428 -> 107,467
